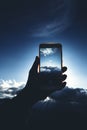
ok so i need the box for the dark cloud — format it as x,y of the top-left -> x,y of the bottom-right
26,87 -> 87,130
0,86 -> 87,130
32,87 -> 87,109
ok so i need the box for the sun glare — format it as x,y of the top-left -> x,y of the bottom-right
64,60 -> 87,89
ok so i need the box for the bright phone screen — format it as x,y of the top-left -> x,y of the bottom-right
40,46 -> 62,73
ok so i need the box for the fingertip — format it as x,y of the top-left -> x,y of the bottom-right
62,82 -> 67,88
63,82 -> 67,86
36,56 -> 39,59
35,56 -> 39,64
36,56 -> 40,62
62,66 -> 67,73
30,56 -> 39,73
62,74 -> 67,81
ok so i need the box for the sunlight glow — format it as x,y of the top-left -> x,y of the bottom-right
64,58 -> 87,89
66,69 -> 87,89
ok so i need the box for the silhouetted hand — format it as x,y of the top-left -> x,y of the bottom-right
25,56 -> 67,100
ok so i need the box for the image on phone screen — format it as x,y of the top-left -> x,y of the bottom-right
40,45 -> 62,74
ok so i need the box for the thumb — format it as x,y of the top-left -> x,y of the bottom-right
30,56 -> 39,74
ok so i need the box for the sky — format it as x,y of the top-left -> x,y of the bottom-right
0,0 -> 87,89
40,48 -> 61,72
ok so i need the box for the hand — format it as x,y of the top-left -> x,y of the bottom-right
26,56 -> 67,99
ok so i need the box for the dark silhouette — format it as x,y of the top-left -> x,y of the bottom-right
0,56 -> 67,130
26,87 -> 87,130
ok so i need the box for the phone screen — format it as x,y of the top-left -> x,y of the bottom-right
39,44 -> 62,74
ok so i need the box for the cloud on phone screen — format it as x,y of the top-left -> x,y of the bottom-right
40,48 -> 56,56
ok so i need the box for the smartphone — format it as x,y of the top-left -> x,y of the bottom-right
39,43 -> 62,74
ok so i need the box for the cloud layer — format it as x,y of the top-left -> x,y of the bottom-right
0,79 -> 25,99
33,87 -> 87,109
40,66 -> 60,72
26,87 -> 87,129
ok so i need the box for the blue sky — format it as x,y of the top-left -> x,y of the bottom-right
40,48 -> 61,70
0,0 -> 87,89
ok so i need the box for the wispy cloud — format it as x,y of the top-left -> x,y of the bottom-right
32,21 -> 68,37
31,0 -> 75,38
31,3 -> 72,38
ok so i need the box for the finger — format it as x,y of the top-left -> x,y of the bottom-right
57,82 -> 67,90
62,66 -> 67,73
30,56 -> 39,74
61,82 -> 67,88
61,74 -> 67,81
58,74 -> 67,82
47,82 -> 67,91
